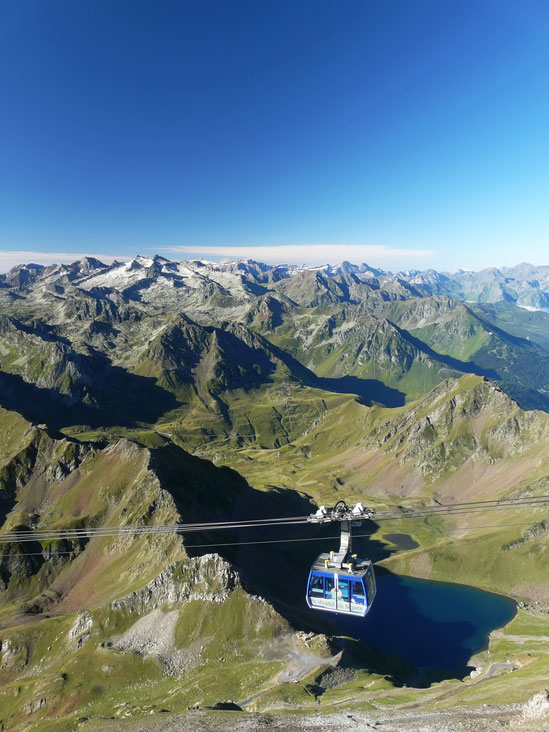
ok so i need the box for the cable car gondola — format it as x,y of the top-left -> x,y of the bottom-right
306,502 -> 377,617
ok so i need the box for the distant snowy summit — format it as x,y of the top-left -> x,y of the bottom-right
1,255 -> 548,311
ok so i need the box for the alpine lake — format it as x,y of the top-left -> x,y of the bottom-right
334,570 -> 516,680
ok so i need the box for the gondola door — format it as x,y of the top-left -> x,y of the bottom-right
336,576 -> 351,613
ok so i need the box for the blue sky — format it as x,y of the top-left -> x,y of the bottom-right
0,0 -> 547,272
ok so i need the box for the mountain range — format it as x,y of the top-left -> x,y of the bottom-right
0,255 -> 548,425
0,255 -> 548,729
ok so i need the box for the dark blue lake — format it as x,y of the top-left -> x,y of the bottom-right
326,571 -> 516,675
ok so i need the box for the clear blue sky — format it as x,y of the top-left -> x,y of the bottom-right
0,0 -> 547,272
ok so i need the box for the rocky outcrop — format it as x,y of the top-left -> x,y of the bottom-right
502,520 -> 549,551
522,690 -> 549,720
108,555 -> 243,677
110,555 -> 240,615
68,612 -> 94,642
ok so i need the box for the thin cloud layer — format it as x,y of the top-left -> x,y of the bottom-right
0,251 -> 126,273
164,244 -> 435,266
0,244 -> 437,274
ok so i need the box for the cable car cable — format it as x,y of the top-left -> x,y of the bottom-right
0,495 -> 548,544
0,519 -> 544,560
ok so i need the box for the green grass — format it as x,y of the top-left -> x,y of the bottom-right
382,517 -> 549,600
174,590 -> 288,655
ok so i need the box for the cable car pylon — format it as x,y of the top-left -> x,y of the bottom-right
306,501 -> 377,617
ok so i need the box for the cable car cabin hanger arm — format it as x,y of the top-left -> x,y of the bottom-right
307,502 -> 374,570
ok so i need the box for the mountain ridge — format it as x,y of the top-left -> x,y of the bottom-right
2,256 -> 548,309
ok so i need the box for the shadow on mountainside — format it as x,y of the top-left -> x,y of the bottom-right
0,436 -> 510,686
0,368 -> 179,431
261,338 -> 406,407
393,322 -> 549,411
392,322 -> 500,380
315,375 -> 405,407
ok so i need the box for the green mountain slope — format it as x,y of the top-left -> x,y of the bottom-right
1,256 -> 548,417
1,369 -> 549,727
377,296 -> 549,410
260,305 -> 460,403
470,301 -> 549,352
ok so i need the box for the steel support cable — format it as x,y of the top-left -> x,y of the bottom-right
374,496 -> 549,518
2,503 -> 548,544
0,520 -> 544,559
0,524 -> 304,541
2,500 -> 548,544
0,515 -> 312,542
389,494 -> 549,510
374,495 -> 549,515
0,519 -> 311,544
0,495 -> 548,544
393,502 -> 549,517
4,495 -> 547,542
374,500 -> 549,522
9,496 -> 545,541
0,516 -> 311,537
0,513 -> 311,536
0,512 -> 547,544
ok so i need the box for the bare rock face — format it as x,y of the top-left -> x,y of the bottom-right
369,376 -> 549,482
111,554 -> 240,615
116,608 -> 178,657
0,635 -> 28,669
522,690 -> 549,719
68,612 -> 94,647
